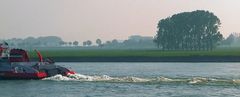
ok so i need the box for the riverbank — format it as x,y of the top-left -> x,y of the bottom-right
28,49 -> 240,62
34,56 -> 240,62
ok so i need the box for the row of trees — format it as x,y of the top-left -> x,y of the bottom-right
221,33 -> 240,46
81,35 -> 154,48
3,35 -> 154,48
154,10 -> 223,51
5,36 -> 64,48
60,41 -> 79,46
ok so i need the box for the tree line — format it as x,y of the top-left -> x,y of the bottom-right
154,10 -> 223,51
221,33 -> 240,47
3,10 -> 235,50
3,35 -> 155,49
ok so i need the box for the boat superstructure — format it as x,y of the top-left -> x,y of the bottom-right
0,42 -> 75,79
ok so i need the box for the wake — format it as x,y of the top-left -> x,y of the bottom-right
42,73 -> 240,85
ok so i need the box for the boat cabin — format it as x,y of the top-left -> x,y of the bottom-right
0,42 -> 30,63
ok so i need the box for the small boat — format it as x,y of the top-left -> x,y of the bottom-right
0,42 -> 75,79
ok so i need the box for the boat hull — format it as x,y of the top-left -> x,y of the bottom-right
0,63 -> 75,80
0,72 -> 47,80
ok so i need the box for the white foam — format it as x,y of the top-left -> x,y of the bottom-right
232,79 -> 240,84
42,73 -> 152,82
156,77 -> 173,82
188,77 -> 208,84
43,74 -> 75,81
121,76 -> 151,82
42,73 -> 240,85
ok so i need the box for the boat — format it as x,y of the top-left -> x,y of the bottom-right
0,42 -> 75,79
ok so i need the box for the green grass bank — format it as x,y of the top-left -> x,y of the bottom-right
25,48 -> 240,62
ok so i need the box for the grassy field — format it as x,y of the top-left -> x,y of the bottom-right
28,48 -> 240,58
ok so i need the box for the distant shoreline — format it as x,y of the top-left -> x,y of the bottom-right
33,56 -> 240,62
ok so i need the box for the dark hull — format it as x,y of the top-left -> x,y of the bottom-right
0,77 -> 42,80
0,64 -> 75,80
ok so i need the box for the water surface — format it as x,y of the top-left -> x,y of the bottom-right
1,62 -> 240,97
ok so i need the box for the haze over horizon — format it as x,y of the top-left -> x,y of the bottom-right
1,0 -> 240,42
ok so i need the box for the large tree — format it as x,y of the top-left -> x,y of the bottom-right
154,10 -> 223,51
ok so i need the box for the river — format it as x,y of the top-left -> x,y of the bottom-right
1,62 -> 240,97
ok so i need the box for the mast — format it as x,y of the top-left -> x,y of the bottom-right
35,49 -> 43,62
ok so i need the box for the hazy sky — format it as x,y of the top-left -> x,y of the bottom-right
1,0 -> 240,42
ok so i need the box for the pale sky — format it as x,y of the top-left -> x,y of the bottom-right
0,0 -> 240,42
